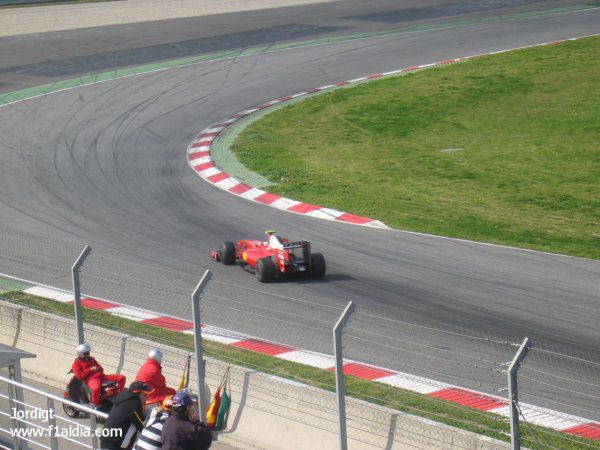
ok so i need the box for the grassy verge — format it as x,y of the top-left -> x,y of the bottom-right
3,292 -> 598,448
233,36 -> 599,259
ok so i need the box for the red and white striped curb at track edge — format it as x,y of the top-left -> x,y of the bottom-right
187,125 -> 388,228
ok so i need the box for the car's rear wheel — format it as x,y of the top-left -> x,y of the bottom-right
310,253 -> 326,278
256,257 -> 276,282
220,241 -> 236,265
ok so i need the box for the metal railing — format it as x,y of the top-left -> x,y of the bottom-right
0,375 -> 108,450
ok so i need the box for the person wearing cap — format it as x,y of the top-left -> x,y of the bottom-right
161,391 -> 212,450
100,381 -> 153,450
132,395 -> 173,450
135,349 -> 176,405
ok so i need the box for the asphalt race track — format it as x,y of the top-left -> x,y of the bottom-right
0,1 -> 599,420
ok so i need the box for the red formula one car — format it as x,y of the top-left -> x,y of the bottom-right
211,231 -> 326,282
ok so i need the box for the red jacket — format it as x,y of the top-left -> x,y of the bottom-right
72,357 -> 104,381
135,358 -> 167,390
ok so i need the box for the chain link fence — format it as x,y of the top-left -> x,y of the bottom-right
342,311 -> 514,447
78,247 -> 196,321
0,232 -> 599,448
517,342 -> 600,447
341,311 -> 600,449
1,301 -> 506,450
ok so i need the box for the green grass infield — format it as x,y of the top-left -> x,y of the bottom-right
2,292 -> 598,448
233,36 -> 599,259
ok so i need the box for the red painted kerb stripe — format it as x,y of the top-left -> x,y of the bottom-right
191,140 -> 211,148
428,388 -> 506,411
229,183 -> 252,194
336,213 -> 373,224
194,162 -> 215,171
232,339 -> 293,356
255,192 -> 281,204
287,203 -> 321,214
563,423 -> 600,442
327,363 -> 395,380
68,298 -> 118,310
207,172 -> 230,183
142,317 -> 193,332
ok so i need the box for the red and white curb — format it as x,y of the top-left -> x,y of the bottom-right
186,36 -> 595,232
16,283 -> 600,442
187,127 -> 387,228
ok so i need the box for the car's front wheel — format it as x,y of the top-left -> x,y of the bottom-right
256,257 -> 276,282
220,241 -> 236,265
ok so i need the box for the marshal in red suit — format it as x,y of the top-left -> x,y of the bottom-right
71,343 -> 125,406
135,349 -> 176,404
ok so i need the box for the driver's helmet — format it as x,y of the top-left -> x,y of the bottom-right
76,343 -> 91,358
266,230 -> 283,248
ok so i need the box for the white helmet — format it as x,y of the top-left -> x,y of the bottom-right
77,343 -> 91,358
148,349 -> 163,364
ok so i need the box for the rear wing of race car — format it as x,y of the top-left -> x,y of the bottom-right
283,241 -> 312,269
282,241 -> 309,249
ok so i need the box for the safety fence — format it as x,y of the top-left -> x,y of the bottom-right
0,232 -> 599,448
0,301 -> 510,450
0,374 -> 108,450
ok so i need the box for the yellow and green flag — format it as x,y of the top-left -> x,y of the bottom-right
214,387 -> 231,431
205,387 -> 221,430
206,365 -> 231,431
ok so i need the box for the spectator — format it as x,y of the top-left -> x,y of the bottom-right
100,381 -> 153,450
133,395 -> 173,450
135,349 -> 176,405
71,343 -> 125,408
161,391 -> 212,450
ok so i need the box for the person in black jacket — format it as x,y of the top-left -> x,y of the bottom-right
100,381 -> 153,450
161,391 -> 212,450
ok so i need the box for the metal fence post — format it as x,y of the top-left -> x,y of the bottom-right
8,363 -> 24,450
333,301 -> 356,450
508,337 -> 531,450
7,379 -> 20,450
72,245 -> 91,345
90,412 -> 99,450
47,397 -> 58,450
191,269 -> 212,422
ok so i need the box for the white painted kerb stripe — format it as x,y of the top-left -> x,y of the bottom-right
23,286 -> 72,303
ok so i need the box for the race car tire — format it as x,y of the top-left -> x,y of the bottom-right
256,257 -> 276,282
310,253 -> 326,278
220,241 -> 236,265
